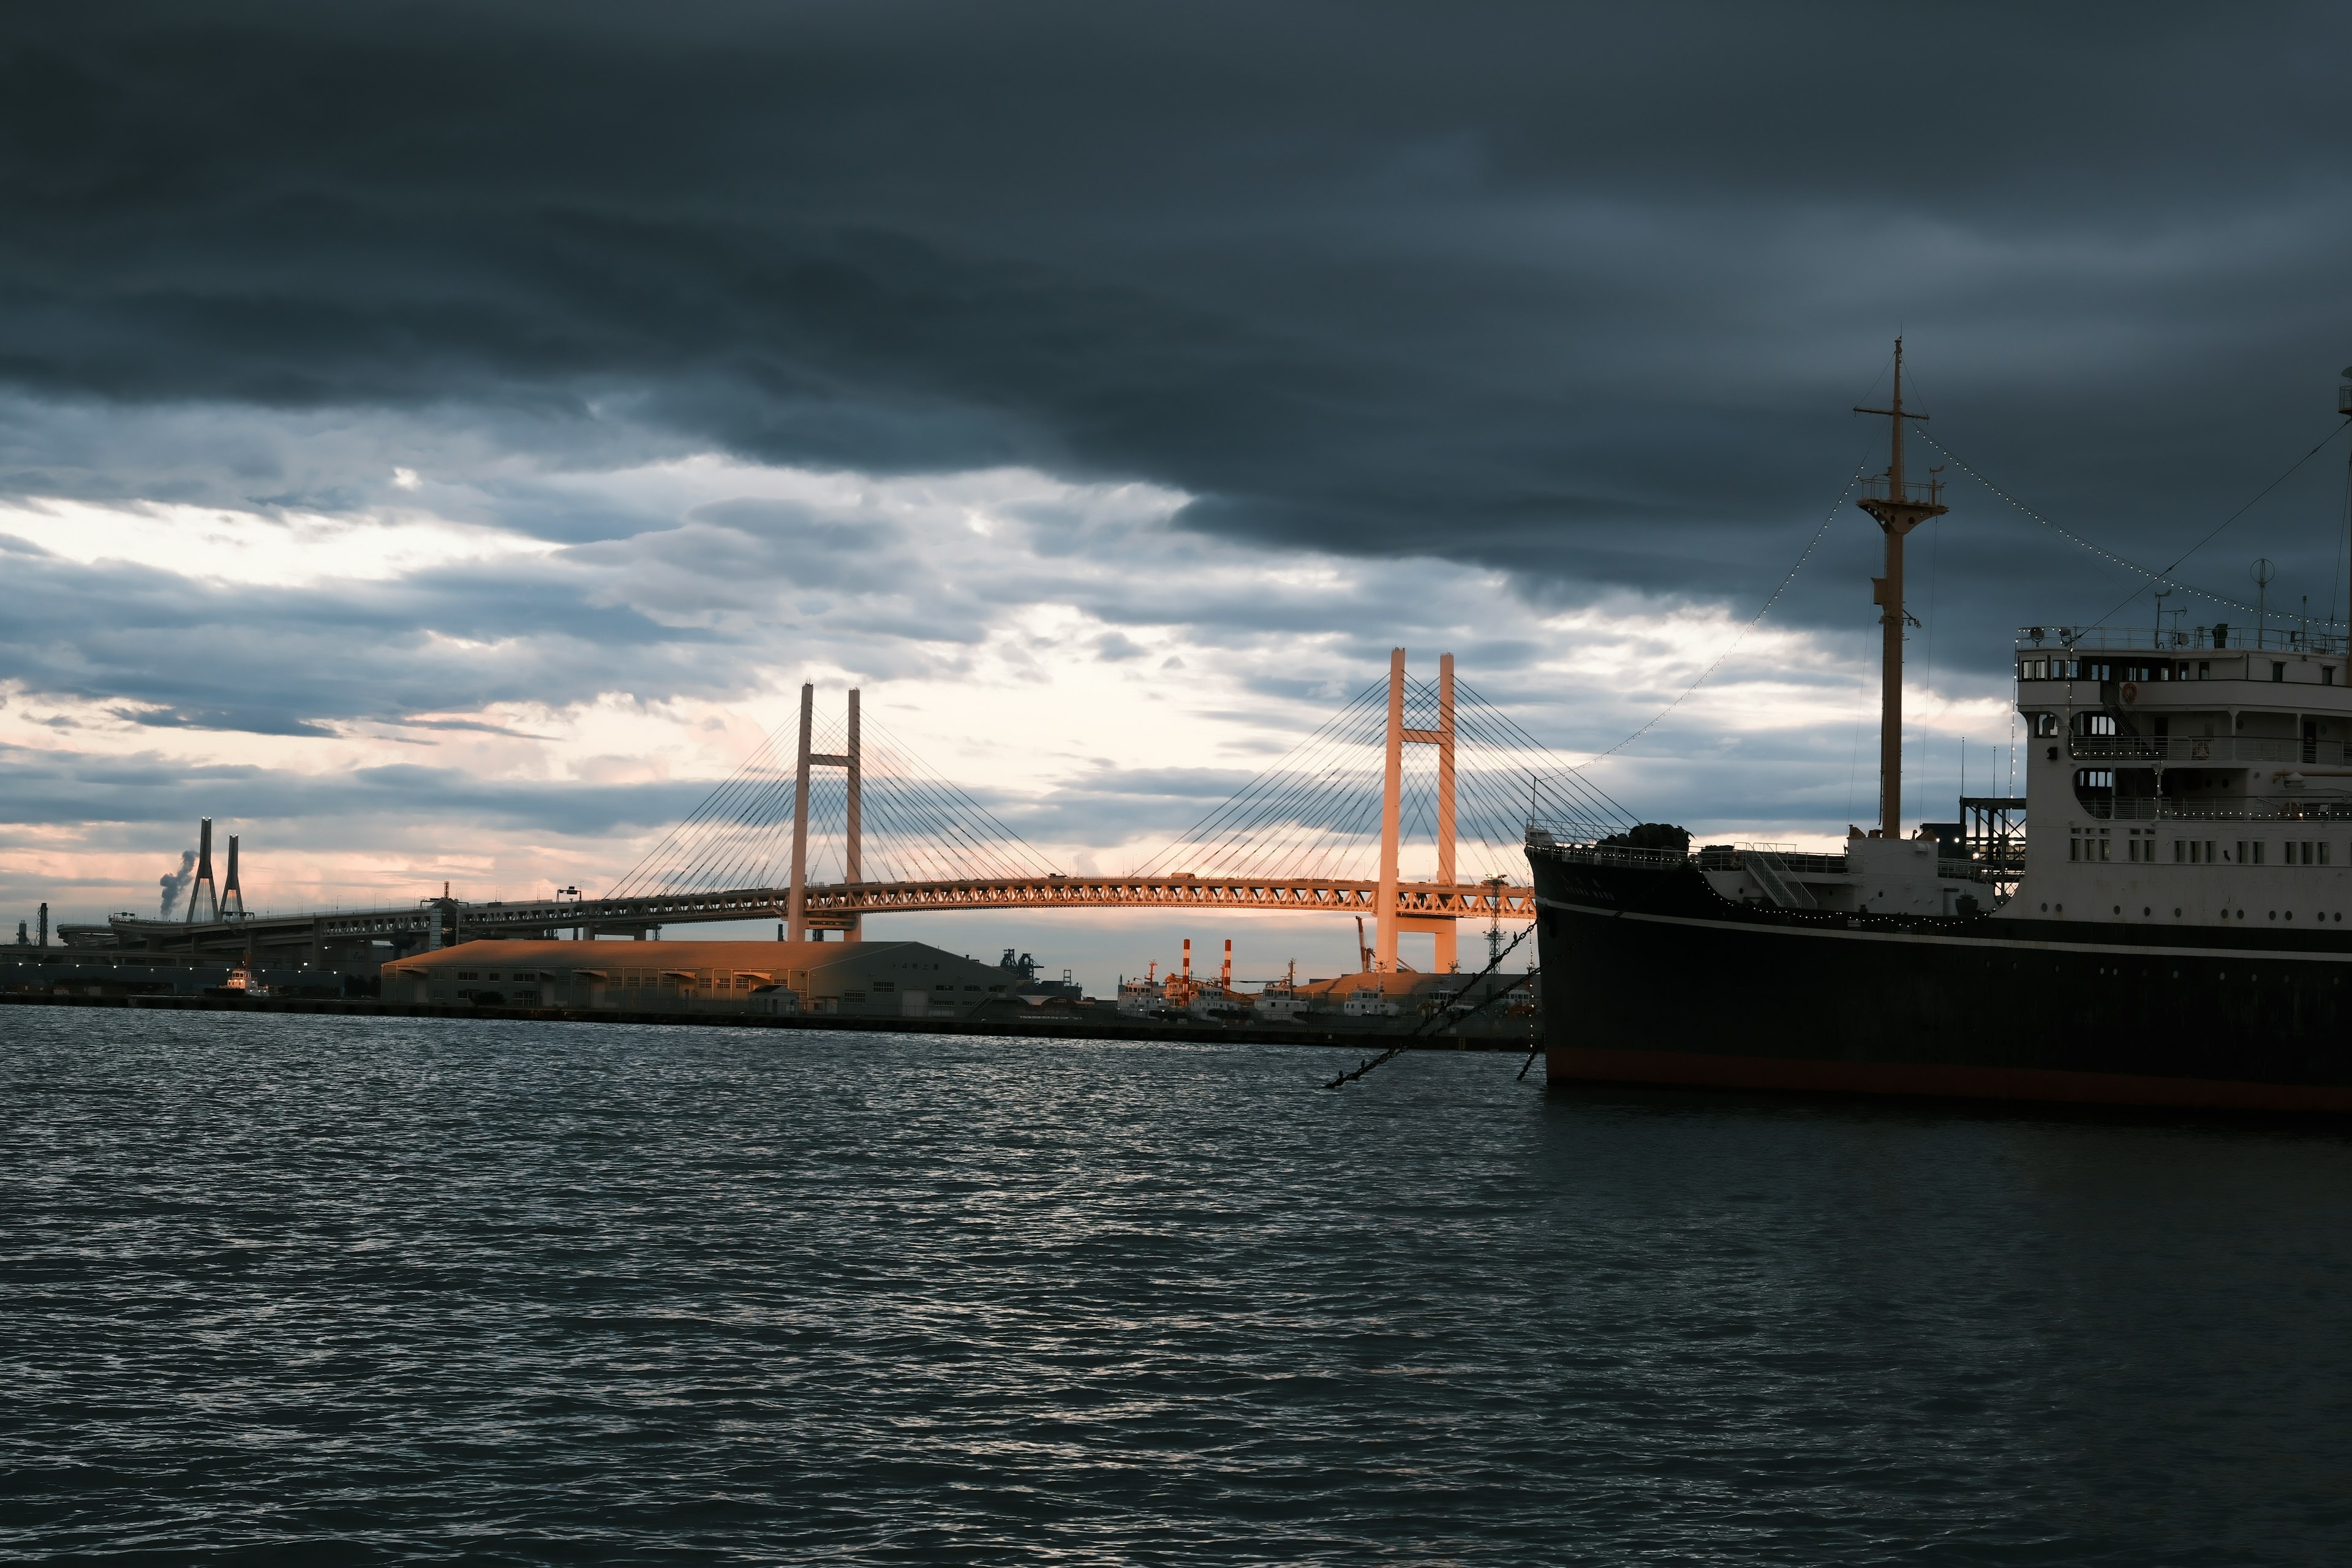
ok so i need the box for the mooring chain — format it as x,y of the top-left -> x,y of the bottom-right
1321,923 -> 1538,1090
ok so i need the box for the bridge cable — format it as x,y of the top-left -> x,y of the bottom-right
1134,682 -> 1389,877
1133,680 -> 1389,875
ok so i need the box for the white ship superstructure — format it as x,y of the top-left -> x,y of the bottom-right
2015,628 -> 2352,928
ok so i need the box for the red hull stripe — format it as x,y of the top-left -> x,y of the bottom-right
1549,1046 -> 2352,1114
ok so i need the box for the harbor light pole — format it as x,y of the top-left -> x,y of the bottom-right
1855,339 -> 1947,839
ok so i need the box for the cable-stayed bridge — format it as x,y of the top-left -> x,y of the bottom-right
94,650 -> 1637,970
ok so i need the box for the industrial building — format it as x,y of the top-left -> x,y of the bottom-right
381,939 -> 1025,1018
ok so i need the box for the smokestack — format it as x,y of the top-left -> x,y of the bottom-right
1182,938 -> 1191,980
1221,938 -> 1231,990
37,902 -> 47,951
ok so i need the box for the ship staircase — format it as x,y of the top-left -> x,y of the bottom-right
1743,850 -> 1818,910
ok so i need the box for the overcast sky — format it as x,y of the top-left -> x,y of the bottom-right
6,4 -> 2351,980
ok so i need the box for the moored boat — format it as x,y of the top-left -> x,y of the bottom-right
1530,348 -> 2352,1112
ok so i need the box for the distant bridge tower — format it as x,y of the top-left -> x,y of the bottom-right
185,818 -> 221,925
1374,648 -> 1460,974
786,684 -> 863,941
221,834 -> 247,919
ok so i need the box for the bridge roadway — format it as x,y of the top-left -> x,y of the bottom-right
89,875 -> 1536,958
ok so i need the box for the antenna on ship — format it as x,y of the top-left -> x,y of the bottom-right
1854,338 -> 1948,839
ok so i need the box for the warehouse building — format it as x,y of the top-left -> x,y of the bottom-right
382,939 -> 1020,1019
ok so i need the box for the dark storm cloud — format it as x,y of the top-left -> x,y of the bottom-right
6,0 -> 2352,674
0,546 -> 723,731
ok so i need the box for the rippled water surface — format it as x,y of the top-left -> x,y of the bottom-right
6,1010 -> 2352,1564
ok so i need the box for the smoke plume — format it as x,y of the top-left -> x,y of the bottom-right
159,850 -> 196,918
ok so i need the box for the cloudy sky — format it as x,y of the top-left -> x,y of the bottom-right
6,4 -> 2351,980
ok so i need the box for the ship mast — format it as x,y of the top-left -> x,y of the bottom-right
1853,339 -> 1947,838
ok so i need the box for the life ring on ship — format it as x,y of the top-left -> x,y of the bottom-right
2120,682 -> 2139,704
2192,739 -> 2211,760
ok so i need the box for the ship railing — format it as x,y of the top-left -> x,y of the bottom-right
1528,838 -> 1692,869
2016,624 -> 2346,655
2070,736 -> 2349,766
2073,799 -> 2352,823
1538,837 -> 2004,881
1860,475 -> 1945,507
1690,844 -> 1849,875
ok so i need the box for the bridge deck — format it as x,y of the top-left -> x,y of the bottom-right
90,875 -> 1536,954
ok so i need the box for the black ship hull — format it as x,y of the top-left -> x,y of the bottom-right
1531,846 -> 2352,1112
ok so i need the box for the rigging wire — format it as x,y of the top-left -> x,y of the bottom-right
1915,423 -> 2352,628
1559,451 -> 1873,775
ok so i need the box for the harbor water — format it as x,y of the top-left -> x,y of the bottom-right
5,1009 -> 2350,1563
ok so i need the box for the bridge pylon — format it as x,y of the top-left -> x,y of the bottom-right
222,834 -> 247,919
786,684 -> 862,941
185,817 -> 221,924
1374,648 -> 1459,973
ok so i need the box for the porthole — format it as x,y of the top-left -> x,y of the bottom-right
2040,902 -> 2048,913
2287,911 -> 2295,922
2113,905 -> 2122,915
2173,908 -> 2182,917
2141,907 -> 2149,916
2056,904 -> 2064,913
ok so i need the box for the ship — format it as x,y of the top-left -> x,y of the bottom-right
1529,345 -> 2352,1113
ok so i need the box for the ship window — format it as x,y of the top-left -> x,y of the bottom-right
2254,841 -> 2266,865
2035,712 -> 2059,737
458,971 -> 478,981
2326,843 -> 2335,866
2198,662 -> 2211,679
2274,662 -> 2287,682
2100,837 -> 2111,862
